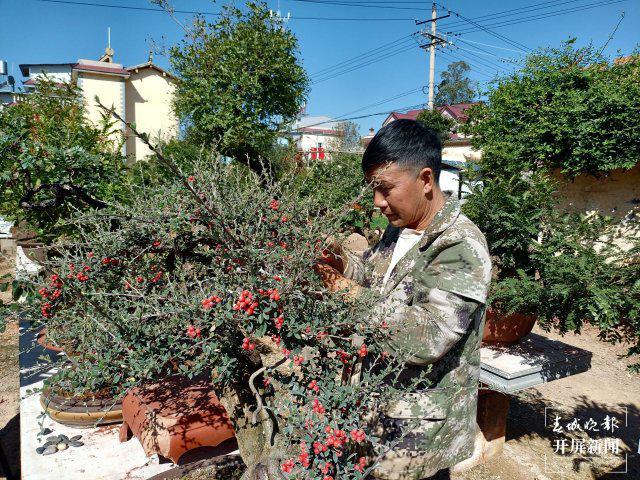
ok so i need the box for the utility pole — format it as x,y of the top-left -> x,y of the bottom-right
428,4 -> 437,110
416,4 -> 449,110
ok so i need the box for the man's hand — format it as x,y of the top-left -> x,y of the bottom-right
313,263 -> 361,301
317,236 -> 346,274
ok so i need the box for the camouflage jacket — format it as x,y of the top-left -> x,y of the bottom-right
343,194 -> 492,479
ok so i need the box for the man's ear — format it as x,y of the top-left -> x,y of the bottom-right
419,167 -> 435,194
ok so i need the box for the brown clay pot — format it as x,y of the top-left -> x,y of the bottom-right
40,387 -> 123,428
36,328 -> 64,353
18,242 -> 48,263
482,308 -> 536,344
120,376 -> 235,464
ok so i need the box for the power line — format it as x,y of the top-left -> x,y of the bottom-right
34,0 -> 416,21
448,0 -> 629,36
439,0 -> 592,30
311,40 -> 417,82
598,11 -> 626,54
448,46 -> 512,72
436,49 -> 497,80
455,38 -> 525,54
35,0 -> 221,15
438,3 -> 532,53
332,86 -> 425,118
312,42 -> 419,84
301,102 -> 427,128
311,34 -> 415,77
290,0 -> 428,11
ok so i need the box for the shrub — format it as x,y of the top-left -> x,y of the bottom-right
7,144 -> 430,478
0,78 -> 128,241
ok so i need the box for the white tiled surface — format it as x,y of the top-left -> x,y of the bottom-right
19,323 -> 173,480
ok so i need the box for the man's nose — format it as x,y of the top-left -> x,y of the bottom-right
373,190 -> 388,209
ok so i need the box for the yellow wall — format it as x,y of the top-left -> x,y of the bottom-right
125,68 -> 178,162
553,164 -> 640,220
78,72 -> 125,147
553,165 -> 640,254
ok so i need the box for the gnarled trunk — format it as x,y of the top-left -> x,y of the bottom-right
218,382 -> 287,480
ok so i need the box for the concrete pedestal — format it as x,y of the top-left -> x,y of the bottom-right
452,389 -> 510,473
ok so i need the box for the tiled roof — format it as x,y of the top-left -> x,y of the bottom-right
385,103 -> 480,125
297,127 -> 342,136
73,63 -> 130,76
439,102 -> 478,122
388,109 -> 423,121
23,78 -> 65,87
126,62 -> 177,80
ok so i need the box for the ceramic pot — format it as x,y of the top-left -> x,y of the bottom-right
36,328 -> 64,353
482,308 -> 536,344
40,387 -> 123,428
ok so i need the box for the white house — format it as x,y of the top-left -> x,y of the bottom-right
382,103 -> 482,163
287,115 -> 343,161
19,48 -> 178,162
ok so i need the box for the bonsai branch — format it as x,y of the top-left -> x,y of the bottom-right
20,183 -> 107,211
248,357 -> 287,426
95,100 -> 244,249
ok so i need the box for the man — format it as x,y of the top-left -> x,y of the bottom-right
317,119 -> 492,479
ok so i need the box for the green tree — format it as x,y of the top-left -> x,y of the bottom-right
435,61 -> 475,106
0,78 -> 127,241
463,41 -> 640,178
335,121 -> 362,152
416,108 -> 455,143
167,1 -> 309,175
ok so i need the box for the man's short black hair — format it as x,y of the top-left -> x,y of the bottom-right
362,119 -> 442,182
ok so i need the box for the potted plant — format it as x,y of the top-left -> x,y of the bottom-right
6,132 -> 434,477
461,172 -> 554,344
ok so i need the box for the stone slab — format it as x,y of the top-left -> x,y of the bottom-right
19,322 -> 173,480
480,333 -> 592,393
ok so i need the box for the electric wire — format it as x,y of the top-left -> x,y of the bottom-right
332,86 -> 425,119
310,34 -> 416,77
448,0 -> 628,36
312,42 -> 419,84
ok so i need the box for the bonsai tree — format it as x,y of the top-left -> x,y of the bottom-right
297,153 -> 382,244
6,114 -> 432,478
0,78 -> 127,242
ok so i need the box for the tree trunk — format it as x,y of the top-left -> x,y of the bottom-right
218,382 -> 287,480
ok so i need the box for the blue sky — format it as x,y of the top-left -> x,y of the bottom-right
1,0 -> 638,133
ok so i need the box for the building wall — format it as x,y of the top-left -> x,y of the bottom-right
553,165 -> 640,253
28,66 -> 72,83
440,168 -> 472,199
125,69 -> 178,162
553,164 -> 640,220
77,72 -> 126,147
442,142 -> 482,163
296,132 -> 341,160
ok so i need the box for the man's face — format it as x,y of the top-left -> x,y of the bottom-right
365,162 -> 434,229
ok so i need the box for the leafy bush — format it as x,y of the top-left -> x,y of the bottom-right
464,40 -> 640,178
462,41 -> 640,367
297,153 -> 381,242
416,108 -> 455,144
0,78 -> 128,241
